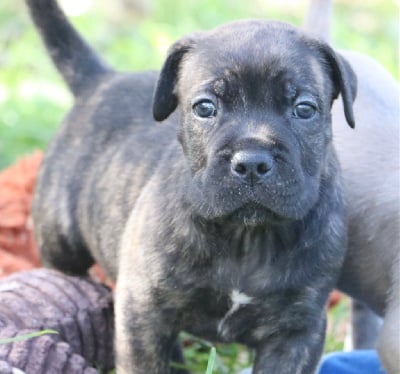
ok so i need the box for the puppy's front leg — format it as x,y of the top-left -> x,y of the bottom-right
115,273 -> 180,374
253,315 -> 326,374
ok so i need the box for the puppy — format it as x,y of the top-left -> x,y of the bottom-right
306,1 -> 400,372
28,0 -> 357,372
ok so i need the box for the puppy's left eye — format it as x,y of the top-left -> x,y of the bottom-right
293,102 -> 317,119
193,100 -> 217,118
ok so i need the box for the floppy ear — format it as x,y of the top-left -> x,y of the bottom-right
153,37 -> 197,122
318,44 -> 357,128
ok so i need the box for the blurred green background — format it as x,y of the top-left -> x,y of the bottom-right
0,0 -> 398,168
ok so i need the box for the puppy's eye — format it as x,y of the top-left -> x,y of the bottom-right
293,102 -> 316,119
193,100 -> 217,118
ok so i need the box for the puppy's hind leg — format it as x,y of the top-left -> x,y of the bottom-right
36,221 -> 95,276
351,300 -> 382,349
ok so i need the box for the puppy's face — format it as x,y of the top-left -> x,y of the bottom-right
153,20 -> 356,224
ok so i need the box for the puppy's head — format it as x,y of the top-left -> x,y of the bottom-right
153,20 -> 356,225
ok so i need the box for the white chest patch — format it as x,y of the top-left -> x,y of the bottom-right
229,289 -> 253,314
217,289 -> 253,338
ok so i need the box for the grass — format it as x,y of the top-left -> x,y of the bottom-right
179,333 -> 254,373
205,346 -> 217,374
325,297 -> 351,353
0,329 -> 58,344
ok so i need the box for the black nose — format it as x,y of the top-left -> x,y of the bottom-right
231,151 -> 273,183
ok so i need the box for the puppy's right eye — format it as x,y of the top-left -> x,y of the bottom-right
192,100 -> 217,118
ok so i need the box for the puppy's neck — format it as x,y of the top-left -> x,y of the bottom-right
187,214 -> 303,263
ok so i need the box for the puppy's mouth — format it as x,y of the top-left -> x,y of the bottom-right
218,203 -> 288,226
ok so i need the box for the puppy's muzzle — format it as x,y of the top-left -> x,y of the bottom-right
231,150 -> 274,185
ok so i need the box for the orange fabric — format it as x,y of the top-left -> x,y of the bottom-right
0,152 -> 113,286
328,289 -> 342,308
0,152 -> 43,277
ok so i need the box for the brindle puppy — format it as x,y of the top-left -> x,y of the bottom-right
28,0 -> 357,373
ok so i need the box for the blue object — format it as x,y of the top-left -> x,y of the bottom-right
318,350 -> 387,374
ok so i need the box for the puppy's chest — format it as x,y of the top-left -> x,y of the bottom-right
182,251 -> 302,344
178,226 -> 311,343
183,278 -> 302,345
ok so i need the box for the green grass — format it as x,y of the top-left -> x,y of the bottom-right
325,297 -> 351,353
178,333 -> 254,373
205,346 -> 217,374
0,329 -> 58,344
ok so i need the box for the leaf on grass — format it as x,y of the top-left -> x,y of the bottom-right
205,346 -> 216,374
0,329 -> 58,344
